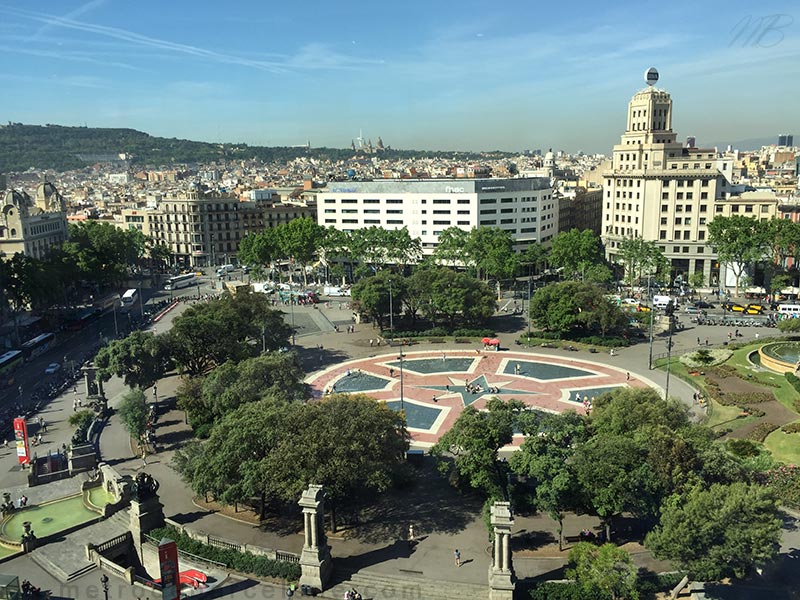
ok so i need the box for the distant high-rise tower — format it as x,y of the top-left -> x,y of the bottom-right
686,136 -> 696,148
787,134 -> 794,146
778,134 -> 788,146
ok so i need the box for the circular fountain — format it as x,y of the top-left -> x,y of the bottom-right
758,342 -> 800,374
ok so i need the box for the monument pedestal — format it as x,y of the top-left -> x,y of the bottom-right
128,473 -> 164,555
298,485 -> 332,591
488,502 -> 515,600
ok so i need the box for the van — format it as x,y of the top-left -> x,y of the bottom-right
216,264 -> 235,276
653,295 -> 672,309
778,304 -> 800,317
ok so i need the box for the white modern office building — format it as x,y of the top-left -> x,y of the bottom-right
316,178 -> 556,254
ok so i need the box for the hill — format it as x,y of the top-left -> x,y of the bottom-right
0,123 -> 506,173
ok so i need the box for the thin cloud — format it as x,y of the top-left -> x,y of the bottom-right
0,5 -> 378,74
0,43 -> 142,70
31,0 -> 106,41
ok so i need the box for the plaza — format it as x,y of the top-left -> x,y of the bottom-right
307,350 -> 654,447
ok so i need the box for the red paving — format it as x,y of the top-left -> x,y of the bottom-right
307,350 -> 649,448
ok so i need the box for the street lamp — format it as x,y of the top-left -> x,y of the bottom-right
388,279 -> 394,346
526,276 -> 532,340
398,351 -> 405,412
112,300 -> 119,337
100,573 -> 109,600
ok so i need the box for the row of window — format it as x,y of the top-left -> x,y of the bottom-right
324,198 -> 474,205
659,230 -> 707,242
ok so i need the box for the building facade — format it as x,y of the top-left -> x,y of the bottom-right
0,182 -> 68,259
316,178 -> 555,254
147,191 -> 314,268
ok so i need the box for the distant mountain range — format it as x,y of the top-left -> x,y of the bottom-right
0,123 -> 504,173
701,137 -> 782,151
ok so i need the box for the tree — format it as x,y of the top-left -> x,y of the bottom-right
511,412 -> 587,549
617,237 -> 666,292
95,331 -> 173,389
184,352 -> 306,433
426,268 -> 496,327
237,229 -> 279,270
566,542 -> 639,600
778,318 -> 800,333
767,218 -> 800,271
148,243 -> 173,271
520,243 -> 548,277
466,227 -> 517,281
431,398 -> 525,499
707,215 -> 769,297
548,229 -> 603,280
63,221 -> 145,288
646,483 -> 781,580
530,281 -> 628,338
277,217 -> 325,285
590,388 -> 689,438
432,227 -> 471,268
351,271 -> 403,330
118,388 -> 149,444
573,434 -> 662,539
174,394 -> 408,528
689,271 -> 705,291
168,292 -> 290,376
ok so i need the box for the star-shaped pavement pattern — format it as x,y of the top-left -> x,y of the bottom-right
416,374 -> 539,407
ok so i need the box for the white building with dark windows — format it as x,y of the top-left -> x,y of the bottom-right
316,178 -> 556,254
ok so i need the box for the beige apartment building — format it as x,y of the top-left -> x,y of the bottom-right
147,191 -> 314,268
602,84 -> 777,288
0,181 -> 69,260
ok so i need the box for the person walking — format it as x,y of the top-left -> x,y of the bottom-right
408,524 -> 415,542
454,549 -> 461,567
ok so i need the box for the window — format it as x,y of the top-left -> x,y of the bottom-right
702,180 -> 709,187
433,220 -> 450,225
363,198 -> 379,204
387,209 -> 403,214
661,204 -> 668,212
683,231 -> 691,240
662,192 -> 668,200
324,209 -> 335,214
480,220 -> 497,225
676,205 -> 683,213
699,217 -> 706,225
433,210 -> 451,214
697,246 -> 704,253
387,220 -> 403,224
677,180 -> 684,187
386,199 -> 402,204
457,210 -> 470,215
673,246 -> 680,253
457,199 -> 470,204
675,218 -> 682,225
480,209 -> 496,215
433,199 -> 451,204
715,205 -> 723,213
660,217 -> 668,225
364,219 -> 380,224
324,199 -> 335,204
684,217 -> 691,225
699,204 -> 707,212
481,199 -> 497,204
761,205 -> 770,213
683,246 -> 689,253
731,205 -> 740,213
457,221 -> 470,225
341,199 -> 357,204
342,219 -> 357,223
500,218 -> 514,224
342,209 -> 357,214
364,209 -> 379,214
686,192 -> 693,200
699,231 -> 705,240
500,208 -> 514,214
660,230 -> 667,239
677,193 -> 683,200
745,205 -> 753,213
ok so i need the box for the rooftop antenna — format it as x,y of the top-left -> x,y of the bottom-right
644,67 -> 659,86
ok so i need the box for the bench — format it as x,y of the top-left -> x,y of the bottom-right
454,338 -> 471,344
428,338 -> 445,343
563,535 -> 584,544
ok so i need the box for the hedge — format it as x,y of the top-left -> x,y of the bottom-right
149,526 -> 301,581
781,422 -> 800,434
529,572 -> 685,600
380,327 -> 495,338
746,423 -> 779,443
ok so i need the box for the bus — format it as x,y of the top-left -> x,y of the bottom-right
65,309 -> 98,331
120,289 -> 139,314
20,332 -> 55,361
93,293 -> 120,315
165,273 -> 197,291
0,350 -> 23,387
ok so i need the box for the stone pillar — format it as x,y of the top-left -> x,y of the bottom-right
489,501 -> 515,600
298,484 -> 332,591
128,473 -> 165,557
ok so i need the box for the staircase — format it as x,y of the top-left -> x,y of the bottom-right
318,569 -> 489,600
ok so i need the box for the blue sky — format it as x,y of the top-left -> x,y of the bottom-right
0,1 -> 797,153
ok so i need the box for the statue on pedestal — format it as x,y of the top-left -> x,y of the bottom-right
131,472 -> 159,501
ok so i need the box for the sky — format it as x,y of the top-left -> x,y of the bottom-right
0,0 -> 798,154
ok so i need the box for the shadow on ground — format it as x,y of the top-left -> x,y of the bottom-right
333,457 -> 482,545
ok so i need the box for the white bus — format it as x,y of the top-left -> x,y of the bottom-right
165,273 -> 197,290
120,288 -> 139,313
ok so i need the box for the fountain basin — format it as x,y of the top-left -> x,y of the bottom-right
758,342 -> 800,374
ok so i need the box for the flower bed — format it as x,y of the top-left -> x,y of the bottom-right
679,349 -> 732,369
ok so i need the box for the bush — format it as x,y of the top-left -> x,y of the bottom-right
761,464 -> 800,509
451,328 -> 495,337
726,392 -> 774,404
746,423 -> 779,443
577,336 -> 629,348
786,372 -> 800,394
743,406 -> 766,418
780,422 -> 800,434
149,525 -> 301,581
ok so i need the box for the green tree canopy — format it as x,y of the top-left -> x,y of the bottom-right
63,221 -> 145,288
617,237 -> 667,291
431,398 -> 525,498
646,483 -> 781,580
95,330 -> 173,389
168,292 -> 290,376
118,388 -> 149,443
548,229 -> 603,280
277,217 -> 325,285
566,542 -> 639,600
707,215 -> 769,296
174,394 -> 408,528
530,281 -> 628,337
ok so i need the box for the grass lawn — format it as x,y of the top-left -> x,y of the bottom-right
726,344 -> 800,414
705,400 -> 755,431
764,426 -> 800,465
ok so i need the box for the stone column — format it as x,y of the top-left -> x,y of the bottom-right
489,501 -> 515,600
298,484 -> 332,591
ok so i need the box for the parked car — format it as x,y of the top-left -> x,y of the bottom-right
722,302 -> 746,312
694,301 -> 715,309
44,362 -> 61,374
685,306 -> 701,314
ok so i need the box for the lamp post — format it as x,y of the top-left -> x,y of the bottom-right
290,295 -> 296,346
398,351 -> 405,412
664,303 -> 675,400
100,573 -> 109,600
388,279 -> 394,346
526,276 -> 532,340
112,300 -> 119,337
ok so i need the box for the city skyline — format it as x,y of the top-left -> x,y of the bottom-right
0,0 -> 797,154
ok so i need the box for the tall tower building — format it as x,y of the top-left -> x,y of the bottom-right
602,79 -> 728,286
